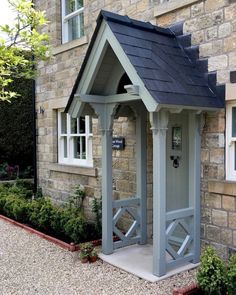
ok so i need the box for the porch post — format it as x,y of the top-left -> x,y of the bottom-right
136,107 -> 147,245
150,110 -> 169,277
188,112 -> 201,263
90,103 -> 118,255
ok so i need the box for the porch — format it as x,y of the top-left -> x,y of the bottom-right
65,10 -> 224,279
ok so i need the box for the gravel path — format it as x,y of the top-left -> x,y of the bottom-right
0,218 -> 197,295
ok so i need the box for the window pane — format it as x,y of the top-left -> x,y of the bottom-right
68,14 -> 84,41
71,117 -> 78,134
79,116 -> 85,133
66,0 -> 83,15
232,107 -> 236,137
73,136 -> 86,159
61,112 -> 67,134
63,137 -> 68,158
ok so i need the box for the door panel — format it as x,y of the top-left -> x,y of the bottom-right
166,112 -> 189,212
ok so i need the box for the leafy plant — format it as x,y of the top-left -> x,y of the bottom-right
227,254 -> 236,295
0,0 -> 50,101
69,184 -> 85,212
197,246 -> 227,295
92,197 -> 102,236
64,213 -> 86,243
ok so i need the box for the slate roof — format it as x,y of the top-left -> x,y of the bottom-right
65,10 -> 224,112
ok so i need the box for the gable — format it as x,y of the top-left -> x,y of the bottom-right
66,10 -> 224,115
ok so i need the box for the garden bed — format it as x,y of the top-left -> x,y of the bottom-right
0,214 -> 102,252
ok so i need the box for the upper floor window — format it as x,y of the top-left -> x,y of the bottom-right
58,111 -> 93,167
61,0 -> 84,43
226,102 -> 236,180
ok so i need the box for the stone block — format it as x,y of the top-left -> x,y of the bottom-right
205,0 -> 227,12
191,2 -> 204,17
217,70 -> 230,84
156,12 -> 176,27
229,212 -> 236,229
176,7 -> 191,22
191,30 -> 205,45
208,55 -> 228,71
201,207 -> 212,223
221,228 -> 233,245
209,149 -> 224,164
233,231 -> 236,246
205,193 -> 222,208
229,52 -> 236,67
201,149 -> 210,162
225,4 -> 236,21
199,42 -> 212,57
222,195 -> 236,211
212,209 -> 228,227
218,22 -> 231,38
206,225 -> 221,242
205,26 -> 218,41
224,34 -> 236,52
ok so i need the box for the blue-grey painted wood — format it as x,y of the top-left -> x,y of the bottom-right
112,197 -> 140,208
136,107 -> 147,245
150,110 -> 169,277
188,112 -> 201,264
167,254 -> 194,270
166,207 -> 194,220
101,128 -> 114,254
90,103 -> 119,255
114,236 -> 141,249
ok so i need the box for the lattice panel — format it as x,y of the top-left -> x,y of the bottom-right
166,216 -> 194,261
112,198 -> 141,249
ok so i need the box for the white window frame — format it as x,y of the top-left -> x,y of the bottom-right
58,110 -> 93,167
61,0 -> 84,44
226,101 -> 236,180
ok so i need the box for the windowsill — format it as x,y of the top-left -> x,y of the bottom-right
52,35 -> 88,56
49,163 -> 97,177
208,180 -> 236,197
154,0 -> 200,17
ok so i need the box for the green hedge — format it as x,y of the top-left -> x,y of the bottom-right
0,183 -> 93,244
0,78 -> 33,173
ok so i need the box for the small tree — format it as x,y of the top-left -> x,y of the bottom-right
0,0 -> 50,101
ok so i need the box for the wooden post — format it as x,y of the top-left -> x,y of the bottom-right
136,106 -> 147,245
188,112 -> 201,263
91,103 -> 118,255
150,110 -> 169,277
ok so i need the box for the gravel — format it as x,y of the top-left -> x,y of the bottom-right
0,218 -> 197,295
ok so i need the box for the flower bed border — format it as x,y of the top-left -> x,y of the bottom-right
173,283 -> 202,295
0,214 -> 101,252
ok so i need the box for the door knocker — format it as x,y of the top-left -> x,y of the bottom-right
170,156 -> 181,168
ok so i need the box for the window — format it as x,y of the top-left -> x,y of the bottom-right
226,102 -> 236,180
61,0 -> 84,43
58,111 -> 93,167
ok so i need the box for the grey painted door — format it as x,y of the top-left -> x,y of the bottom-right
166,112 -> 189,212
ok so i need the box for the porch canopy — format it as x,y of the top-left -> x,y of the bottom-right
66,10 -> 224,277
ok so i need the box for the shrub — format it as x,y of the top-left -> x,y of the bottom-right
64,213 -> 87,243
197,246 -> 227,295
227,254 -> 236,295
92,197 -> 102,237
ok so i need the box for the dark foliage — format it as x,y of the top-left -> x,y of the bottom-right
0,78 -> 33,173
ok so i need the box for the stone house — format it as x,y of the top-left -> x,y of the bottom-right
35,0 -> 236,279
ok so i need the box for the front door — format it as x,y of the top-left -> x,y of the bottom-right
166,112 -> 189,212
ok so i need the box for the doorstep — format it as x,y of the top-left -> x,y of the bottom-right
99,244 -> 199,283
